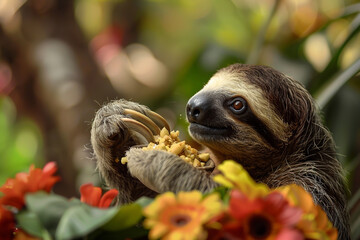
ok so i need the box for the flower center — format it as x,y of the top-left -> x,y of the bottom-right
248,214 -> 272,238
170,214 -> 192,227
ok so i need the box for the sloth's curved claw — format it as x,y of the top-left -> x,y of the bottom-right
124,108 -> 170,134
124,109 -> 161,135
122,118 -> 155,143
147,110 -> 171,132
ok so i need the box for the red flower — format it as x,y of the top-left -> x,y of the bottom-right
208,190 -> 303,240
0,178 -> 28,209
0,205 -> 16,240
26,162 -> 61,193
80,183 -> 118,208
0,162 -> 61,209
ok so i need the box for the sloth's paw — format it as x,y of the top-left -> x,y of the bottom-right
126,148 -> 189,193
91,99 -> 170,157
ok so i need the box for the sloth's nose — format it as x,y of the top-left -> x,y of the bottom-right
186,93 -> 210,123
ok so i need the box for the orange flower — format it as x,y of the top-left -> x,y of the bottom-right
143,191 -> 223,240
0,162 -> 60,209
80,183 -> 118,208
0,205 -> 16,240
208,190 -> 303,240
277,185 -> 338,240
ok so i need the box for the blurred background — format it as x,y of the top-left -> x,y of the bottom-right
0,0 -> 360,236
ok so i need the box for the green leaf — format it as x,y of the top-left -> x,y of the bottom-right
211,186 -> 230,203
16,210 -> 51,239
25,192 -> 78,236
102,203 -> 143,231
314,58 -> 360,109
55,204 -> 118,240
135,196 -> 154,208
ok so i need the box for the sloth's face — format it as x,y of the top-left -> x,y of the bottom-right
186,70 -> 290,157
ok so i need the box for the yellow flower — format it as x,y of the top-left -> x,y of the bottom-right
213,160 -> 269,199
143,191 -> 223,240
277,184 -> 338,240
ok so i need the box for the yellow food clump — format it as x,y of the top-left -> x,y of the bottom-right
144,128 -> 210,167
120,157 -> 128,164
121,128 -> 210,167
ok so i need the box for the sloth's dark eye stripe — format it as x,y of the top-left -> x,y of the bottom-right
245,114 -> 282,148
230,106 -> 283,148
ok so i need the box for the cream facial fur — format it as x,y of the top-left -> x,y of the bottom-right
202,71 -> 290,142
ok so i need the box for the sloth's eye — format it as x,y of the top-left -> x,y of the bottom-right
229,97 -> 247,114
233,100 -> 243,110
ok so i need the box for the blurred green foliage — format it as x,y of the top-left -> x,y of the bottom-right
0,97 -> 44,184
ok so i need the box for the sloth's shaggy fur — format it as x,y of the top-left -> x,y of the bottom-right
91,64 -> 350,239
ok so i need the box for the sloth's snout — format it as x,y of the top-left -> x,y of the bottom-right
186,93 -> 210,123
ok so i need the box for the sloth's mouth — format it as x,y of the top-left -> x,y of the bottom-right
189,122 -> 231,137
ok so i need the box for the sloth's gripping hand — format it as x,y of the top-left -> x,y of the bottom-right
91,99 -> 170,204
126,148 -> 219,194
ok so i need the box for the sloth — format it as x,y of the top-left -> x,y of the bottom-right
91,64 -> 350,239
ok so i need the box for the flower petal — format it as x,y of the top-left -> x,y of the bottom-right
42,162 -> 58,176
277,184 -> 314,212
229,190 -> 261,219
276,228 -> 304,240
165,230 -> 187,240
144,192 -> 176,218
201,193 -> 223,221
266,192 -> 302,226
215,160 -> 270,199
212,175 -> 234,188
80,183 -> 102,207
40,176 -> 61,192
0,192 -> 25,210
177,191 -> 202,205
149,222 -> 168,239
98,189 -> 119,208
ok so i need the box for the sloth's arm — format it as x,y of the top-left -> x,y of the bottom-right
90,99 -> 167,204
126,148 -> 219,193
